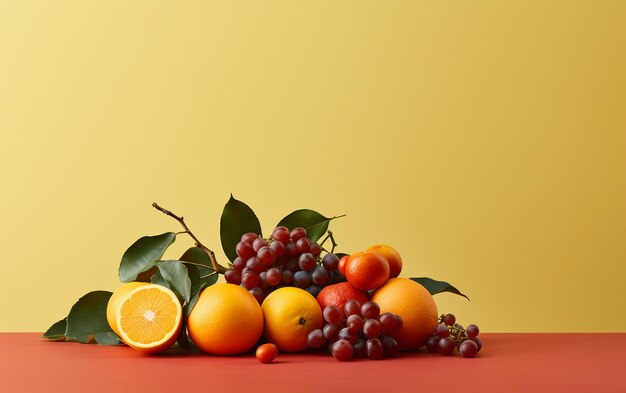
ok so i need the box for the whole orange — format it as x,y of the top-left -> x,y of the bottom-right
345,251 -> 390,291
371,278 -> 438,351
316,282 -> 369,313
261,287 -> 323,352
187,283 -> 264,355
366,244 -> 402,278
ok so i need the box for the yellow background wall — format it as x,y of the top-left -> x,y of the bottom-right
1,1 -> 625,332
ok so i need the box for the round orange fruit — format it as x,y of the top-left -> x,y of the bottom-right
366,244 -> 402,278
345,251 -> 390,291
371,278 -> 438,351
261,287 -> 323,352
187,283 -> 264,355
106,282 -> 182,355
316,282 -> 369,313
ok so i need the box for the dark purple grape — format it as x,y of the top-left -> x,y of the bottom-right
426,335 -> 440,353
224,269 -> 242,285
307,328 -> 325,348
293,271 -> 311,288
366,338 -> 383,360
269,241 -> 286,257
285,258 -> 299,273
332,339 -> 353,361
252,237 -> 268,252
344,299 -> 362,317
271,226 -> 290,243
265,267 -> 282,286
381,336 -> 399,357
363,319 -> 382,339
305,285 -> 321,298
323,323 -> 341,342
394,315 -> 404,332
310,242 -> 322,256
281,270 -> 293,284
285,241 -> 299,257
240,232 -> 258,245
246,257 -> 263,273
232,257 -> 246,271
442,313 -> 456,326
435,323 -> 450,338
338,327 -> 357,343
346,314 -> 364,331
472,337 -> 482,352
322,254 -> 339,270
352,338 -> 367,358
296,237 -> 311,253
248,287 -> 264,303
290,227 -> 307,241
311,266 -> 330,286
466,324 -> 480,338
459,339 -> 479,358
274,255 -> 288,266
257,246 -> 276,266
380,312 -> 399,334
438,337 -> 456,356
241,271 -> 260,289
236,241 -> 256,260
361,302 -> 381,320
258,272 -> 269,289
323,306 -> 342,324
298,253 -> 316,271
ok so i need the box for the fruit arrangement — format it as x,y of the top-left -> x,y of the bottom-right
42,195 -> 478,363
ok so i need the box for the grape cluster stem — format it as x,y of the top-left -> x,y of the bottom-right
152,202 -> 228,274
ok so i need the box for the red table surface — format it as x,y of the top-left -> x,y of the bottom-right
1,333 -> 625,392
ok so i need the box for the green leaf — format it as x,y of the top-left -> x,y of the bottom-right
94,332 -> 121,346
277,209 -> 336,242
42,318 -> 67,340
410,277 -> 470,300
66,291 -> 118,344
180,247 -> 217,297
220,195 -> 262,262
119,232 -> 176,282
152,260 -> 191,304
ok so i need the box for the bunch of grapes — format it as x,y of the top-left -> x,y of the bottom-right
425,313 -> 482,358
224,226 -> 345,303
307,299 -> 404,361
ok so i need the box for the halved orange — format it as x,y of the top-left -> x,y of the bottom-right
107,282 -> 182,354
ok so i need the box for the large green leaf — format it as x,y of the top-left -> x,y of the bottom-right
152,260 -> 191,304
65,291 -> 120,344
410,277 -> 469,300
277,209 -> 333,242
220,195 -> 262,262
42,318 -> 67,340
119,232 -> 176,282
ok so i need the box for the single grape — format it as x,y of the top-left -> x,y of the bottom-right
435,323 -> 450,338
293,270 -> 311,288
438,337 -> 456,356
471,337 -> 482,352
361,302 -> 381,320
232,256 -> 246,271
381,336 -> 399,357
459,339 -> 479,358
311,266 -> 330,286
257,246 -> 276,266
307,329 -> 326,349
363,319 -> 382,339
248,287 -> 264,303
246,257 -> 264,273
379,312 -> 399,334
425,335 -> 440,353
332,339 -> 353,361
269,240 -> 286,257
240,232 -> 259,245
310,242 -> 322,256
442,313 -> 456,326
323,306 -> 342,324
344,299 -> 362,317
323,323 -> 341,342
285,242 -> 299,257
366,338 -> 384,360
296,237 -> 311,253
236,241 -> 256,260
322,254 -> 339,270
285,257 -> 299,272
346,314 -> 364,331
298,253 -> 316,271
258,272 -> 269,289
265,267 -> 282,286
394,315 -> 404,332
252,237 -> 269,252
281,270 -> 293,284
466,324 -> 480,338
271,226 -> 290,243
352,338 -> 367,358
290,227 -> 308,241
338,327 -> 357,343
224,269 -> 242,285
305,285 -> 321,298
242,271 -> 260,289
